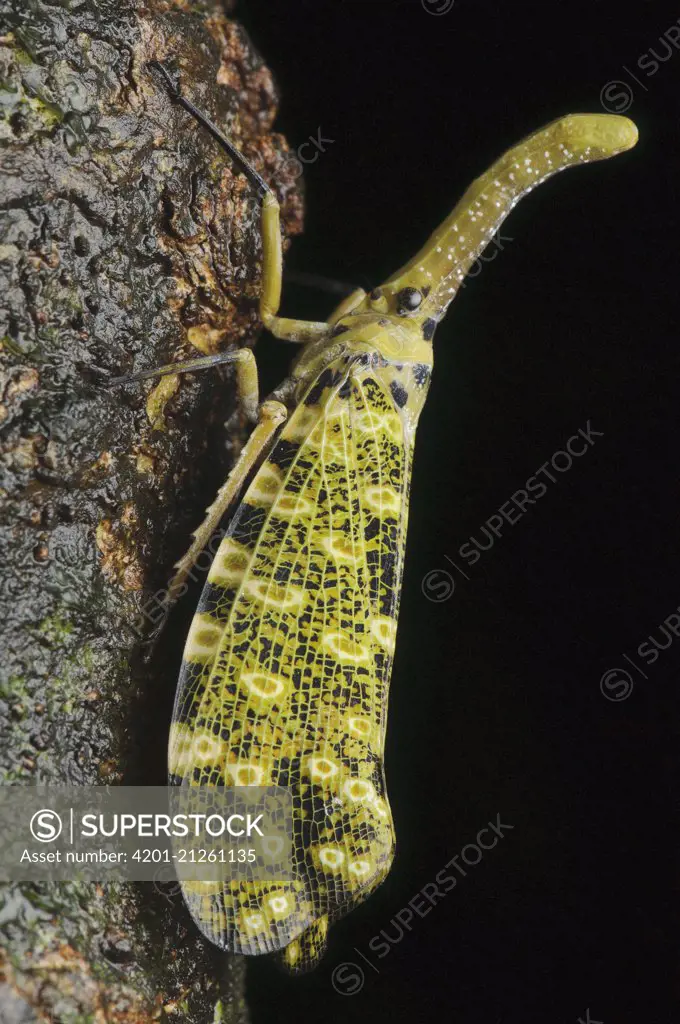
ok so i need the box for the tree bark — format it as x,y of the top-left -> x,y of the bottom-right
0,1 -> 302,1019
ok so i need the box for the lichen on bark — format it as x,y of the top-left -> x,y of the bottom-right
0,0 -> 303,1019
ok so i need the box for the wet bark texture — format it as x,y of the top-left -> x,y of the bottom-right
0,0 -> 302,1019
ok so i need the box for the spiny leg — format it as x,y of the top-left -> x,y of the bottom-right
166,397 -> 288,607
148,61 -> 329,345
111,344 -> 288,614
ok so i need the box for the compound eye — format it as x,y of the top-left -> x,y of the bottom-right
396,287 -> 423,315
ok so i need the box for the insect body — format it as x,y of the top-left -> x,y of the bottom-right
148,63 -> 637,973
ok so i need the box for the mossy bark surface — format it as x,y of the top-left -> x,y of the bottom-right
0,1 -> 302,1019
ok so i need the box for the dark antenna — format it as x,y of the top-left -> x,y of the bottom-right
106,62 -> 277,392
284,270 -> 359,298
147,60 -> 272,198
106,351 -> 249,389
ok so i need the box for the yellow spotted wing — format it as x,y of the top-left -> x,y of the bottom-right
169,350 -> 424,970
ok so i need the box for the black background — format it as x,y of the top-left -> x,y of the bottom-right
232,1 -> 678,1021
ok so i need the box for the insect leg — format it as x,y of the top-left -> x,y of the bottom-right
326,287 -> 368,325
231,346 -> 260,423
166,398 -> 288,607
148,61 -> 330,346
109,348 -> 260,418
258,192 -> 329,343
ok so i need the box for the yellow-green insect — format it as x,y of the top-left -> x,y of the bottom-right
142,63 -> 637,973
